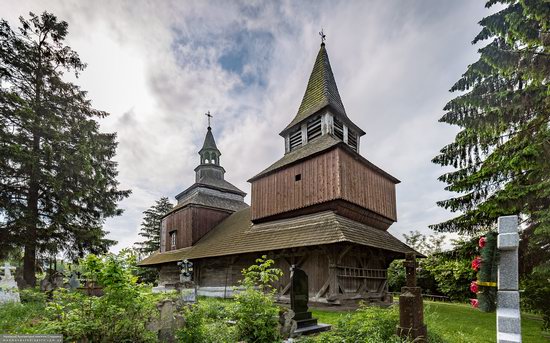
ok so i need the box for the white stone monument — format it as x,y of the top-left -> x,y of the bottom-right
497,215 -> 521,343
0,262 -> 20,304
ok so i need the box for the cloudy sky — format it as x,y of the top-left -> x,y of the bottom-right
4,0 -> 494,251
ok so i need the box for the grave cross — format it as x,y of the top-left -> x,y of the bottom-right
2,262 -> 16,280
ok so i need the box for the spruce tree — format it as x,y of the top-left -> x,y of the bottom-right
0,12 -> 130,286
136,197 -> 173,254
433,0 -> 550,324
432,0 -> 549,248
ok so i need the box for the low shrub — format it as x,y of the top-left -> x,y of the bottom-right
19,287 -> 48,304
0,301 -> 46,334
176,300 -> 236,343
32,253 -> 159,342
233,255 -> 283,343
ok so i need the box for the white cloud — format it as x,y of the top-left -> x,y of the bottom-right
3,0 -> 494,252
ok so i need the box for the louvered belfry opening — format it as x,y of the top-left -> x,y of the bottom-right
307,115 -> 322,142
289,129 -> 302,151
334,117 -> 344,141
348,130 -> 358,152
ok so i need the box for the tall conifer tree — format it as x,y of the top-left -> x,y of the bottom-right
432,1 -> 549,268
136,197 -> 173,254
0,12 -> 130,286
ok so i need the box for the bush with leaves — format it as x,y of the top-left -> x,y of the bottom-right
176,299 -> 236,343
233,255 -> 283,343
39,253 -> 159,342
522,271 -> 550,330
423,258 -> 476,302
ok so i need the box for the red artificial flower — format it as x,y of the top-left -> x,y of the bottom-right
471,256 -> 482,271
470,281 -> 478,293
470,299 -> 479,308
479,237 -> 486,248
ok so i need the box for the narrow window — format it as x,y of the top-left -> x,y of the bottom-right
295,174 -> 302,181
307,115 -> 322,142
289,129 -> 302,151
170,231 -> 177,249
348,130 -> 358,152
334,117 -> 344,140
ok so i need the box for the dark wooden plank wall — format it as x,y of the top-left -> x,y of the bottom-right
163,207 -> 193,250
162,206 -> 231,251
196,244 -> 388,299
251,149 -> 340,221
251,148 -> 397,223
338,149 -> 397,221
191,207 -> 231,245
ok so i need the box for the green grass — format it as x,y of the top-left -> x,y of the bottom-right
311,301 -> 549,343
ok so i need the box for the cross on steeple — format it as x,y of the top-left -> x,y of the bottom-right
205,111 -> 213,128
319,29 -> 326,44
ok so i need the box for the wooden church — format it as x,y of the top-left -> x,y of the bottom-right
139,41 -> 417,305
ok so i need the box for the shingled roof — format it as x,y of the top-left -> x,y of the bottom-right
199,127 -> 219,153
280,43 -> 364,136
138,207 -> 417,266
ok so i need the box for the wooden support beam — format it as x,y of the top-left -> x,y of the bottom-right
280,254 -> 309,295
337,245 -> 352,265
315,278 -> 331,298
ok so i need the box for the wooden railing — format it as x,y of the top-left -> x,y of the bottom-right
336,266 -> 387,279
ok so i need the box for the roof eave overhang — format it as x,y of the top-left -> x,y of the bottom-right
174,183 -> 246,201
279,104 -> 366,137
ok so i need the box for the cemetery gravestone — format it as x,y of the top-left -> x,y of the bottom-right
289,265 -> 330,337
496,215 -> 521,343
397,252 -> 427,342
0,262 -> 20,304
69,273 -> 80,290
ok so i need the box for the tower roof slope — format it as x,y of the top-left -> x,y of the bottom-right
281,43 -> 361,135
199,127 -> 219,153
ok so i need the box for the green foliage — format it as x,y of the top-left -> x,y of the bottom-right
302,305 -> 402,343
176,299 -> 236,343
41,253 -> 157,342
0,301 -> 46,334
423,259 -> 476,302
432,0 -> 550,329
477,232 -> 498,312
0,12 -> 130,285
522,271 -> 550,330
233,255 -> 283,343
387,259 -> 406,292
19,287 -> 47,304
136,197 -> 173,255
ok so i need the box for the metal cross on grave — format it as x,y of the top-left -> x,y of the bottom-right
205,111 -> 213,128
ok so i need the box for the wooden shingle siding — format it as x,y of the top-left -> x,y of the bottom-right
251,147 -> 396,224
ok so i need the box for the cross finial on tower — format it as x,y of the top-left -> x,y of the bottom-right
319,29 -> 326,45
205,111 -> 213,128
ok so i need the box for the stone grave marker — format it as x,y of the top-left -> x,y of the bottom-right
69,272 -> 81,290
289,265 -> 330,337
496,215 -> 521,343
397,252 -> 427,342
0,262 -> 20,304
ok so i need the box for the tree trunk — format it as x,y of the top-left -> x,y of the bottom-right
23,133 -> 40,287
23,239 -> 37,287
